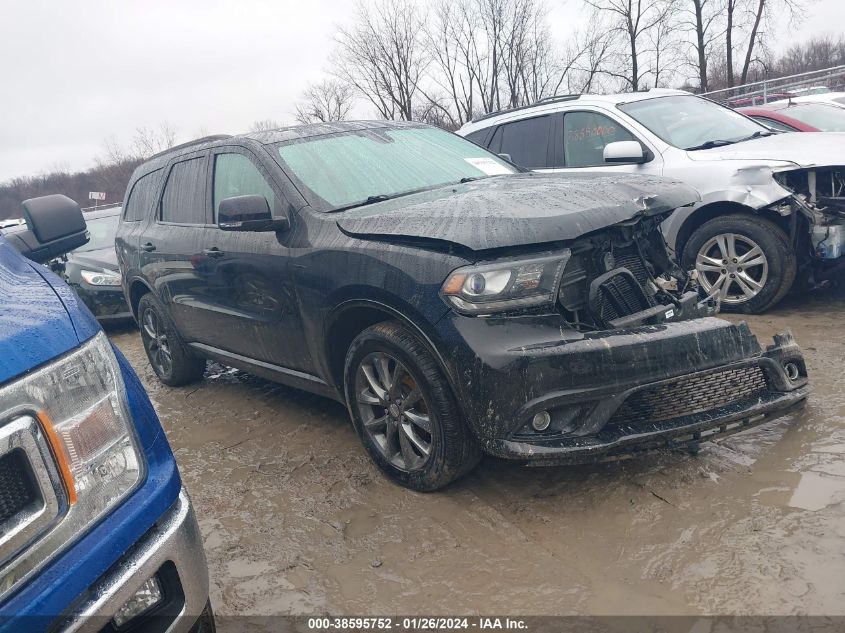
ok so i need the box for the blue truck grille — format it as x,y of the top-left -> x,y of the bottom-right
0,449 -> 37,524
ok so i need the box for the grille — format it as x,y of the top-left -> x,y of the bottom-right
590,268 -> 652,323
0,450 -> 38,524
609,365 -> 769,427
613,248 -> 649,285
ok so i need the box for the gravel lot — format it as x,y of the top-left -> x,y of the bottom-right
109,286 -> 845,622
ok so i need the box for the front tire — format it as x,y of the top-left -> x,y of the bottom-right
682,214 -> 796,314
344,321 -> 480,491
138,293 -> 206,386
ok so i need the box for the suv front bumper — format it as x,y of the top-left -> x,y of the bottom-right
58,488 -> 211,633
438,314 -> 808,462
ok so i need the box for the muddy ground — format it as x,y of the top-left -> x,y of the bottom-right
109,286 -> 845,620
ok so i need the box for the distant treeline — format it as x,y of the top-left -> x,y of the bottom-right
2,27 -> 844,220
0,158 -> 140,220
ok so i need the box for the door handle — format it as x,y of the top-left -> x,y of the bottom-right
203,248 -> 225,258
141,242 -> 156,252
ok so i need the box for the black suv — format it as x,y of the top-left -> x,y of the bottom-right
117,121 -> 808,491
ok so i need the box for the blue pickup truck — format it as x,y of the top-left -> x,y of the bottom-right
0,195 -> 213,631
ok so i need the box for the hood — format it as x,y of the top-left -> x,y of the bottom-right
336,173 -> 699,251
0,239 -> 80,385
67,246 -> 119,270
687,132 -> 845,167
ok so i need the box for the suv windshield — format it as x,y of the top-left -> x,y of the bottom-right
620,95 -> 771,151
783,103 -> 845,131
275,126 -> 516,212
80,213 -> 119,251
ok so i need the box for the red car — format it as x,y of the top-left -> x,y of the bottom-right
739,102 -> 845,132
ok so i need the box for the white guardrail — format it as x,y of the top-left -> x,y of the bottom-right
701,65 -> 845,106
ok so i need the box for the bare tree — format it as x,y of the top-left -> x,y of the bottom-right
334,0 -> 427,120
131,122 -> 177,159
683,0 -> 722,91
294,79 -> 354,124
249,119 -> 282,133
585,0 -> 678,91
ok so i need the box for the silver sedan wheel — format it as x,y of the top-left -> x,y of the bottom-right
696,233 -> 769,305
355,352 -> 433,471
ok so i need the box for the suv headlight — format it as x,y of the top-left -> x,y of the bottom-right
80,269 -> 122,286
441,251 -> 570,315
0,332 -> 144,597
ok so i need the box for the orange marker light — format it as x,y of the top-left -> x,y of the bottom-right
36,411 -> 77,505
442,273 -> 466,295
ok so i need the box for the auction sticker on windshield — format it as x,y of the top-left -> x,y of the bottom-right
464,157 -> 512,175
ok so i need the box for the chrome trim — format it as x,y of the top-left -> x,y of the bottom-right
0,416 -> 66,587
60,488 -> 210,633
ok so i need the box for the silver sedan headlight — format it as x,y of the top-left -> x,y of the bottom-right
80,269 -> 122,286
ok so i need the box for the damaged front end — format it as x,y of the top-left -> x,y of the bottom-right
437,214 -> 809,464
557,212 -> 719,330
773,166 -> 845,276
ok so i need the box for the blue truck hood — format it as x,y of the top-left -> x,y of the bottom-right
0,237 -> 99,385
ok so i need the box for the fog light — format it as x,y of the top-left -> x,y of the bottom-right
532,410 -> 552,431
112,576 -> 163,628
784,362 -> 800,381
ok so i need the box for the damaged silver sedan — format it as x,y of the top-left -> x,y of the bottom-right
460,91 -> 845,313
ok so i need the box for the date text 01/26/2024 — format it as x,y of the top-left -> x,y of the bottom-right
306,618 -> 528,630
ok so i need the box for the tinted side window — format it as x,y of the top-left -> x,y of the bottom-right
464,129 -> 489,147
123,169 -> 162,222
495,116 -> 551,169
563,111 -> 636,168
212,154 -> 276,221
160,157 -> 207,224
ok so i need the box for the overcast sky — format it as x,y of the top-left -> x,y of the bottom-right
0,0 -> 842,182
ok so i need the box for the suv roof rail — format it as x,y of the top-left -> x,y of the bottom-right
470,94 -> 581,124
147,134 -> 233,161
533,94 -> 581,105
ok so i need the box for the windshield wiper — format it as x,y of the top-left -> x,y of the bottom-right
685,130 -> 776,151
736,130 -> 776,142
684,139 -> 738,151
330,194 -> 392,213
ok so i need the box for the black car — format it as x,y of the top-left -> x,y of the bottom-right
49,206 -> 132,323
116,121 -> 808,491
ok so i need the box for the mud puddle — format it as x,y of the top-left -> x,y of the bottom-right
108,285 -> 845,622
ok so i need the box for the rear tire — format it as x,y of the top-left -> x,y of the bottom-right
682,214 -> 796,314
344,321 -> 481,491
138,293 -> 206,386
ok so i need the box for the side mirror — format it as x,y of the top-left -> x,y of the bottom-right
217,195 -> 289,232
603,141 -> 650,165
5,195 -> 89,264
498,153 -> 513,162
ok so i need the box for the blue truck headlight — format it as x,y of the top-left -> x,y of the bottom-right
0,332 -> 145,598
441,251 -> 571,316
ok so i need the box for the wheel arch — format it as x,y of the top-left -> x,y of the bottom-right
127,277 -> 155,320
674,201 -> 792,259
324,300 -> 456,400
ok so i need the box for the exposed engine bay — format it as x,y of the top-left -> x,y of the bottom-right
558,215 -> 719,331
775,167 -> 845,261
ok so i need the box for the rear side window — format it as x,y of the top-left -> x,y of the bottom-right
491,116 -> 551,169
160,157 -> 207,224
563,111 -> 636,168
752,116 -> 796,132
123,169 -> 162,222
212,153 -> 276,221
